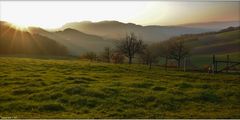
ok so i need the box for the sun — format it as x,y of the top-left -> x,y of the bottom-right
9,22 -> 29,31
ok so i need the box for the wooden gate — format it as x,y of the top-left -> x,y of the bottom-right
212,54 -> 240,73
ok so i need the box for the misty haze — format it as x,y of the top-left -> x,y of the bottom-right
0,1 -> 239,119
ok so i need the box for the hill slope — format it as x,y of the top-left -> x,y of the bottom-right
185,28 -> 240,55
54,28 -> 114,54
0,21 -> 68,56
29,27 -> 114,55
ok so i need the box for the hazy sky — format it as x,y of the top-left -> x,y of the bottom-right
0,1 -> 239,28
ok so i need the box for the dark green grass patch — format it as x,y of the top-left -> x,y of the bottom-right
130,82 -> 153,88
69,97 -> 99,108
152,86 -> 167,91
177,82 -> 193,89
12,88 -> 38,95
197,91 -> 221,103
39,102 -> 65,112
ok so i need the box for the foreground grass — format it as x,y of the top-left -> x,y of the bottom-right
0,57 -> 239,118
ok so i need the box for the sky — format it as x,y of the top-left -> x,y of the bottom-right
0,1 -> 239,29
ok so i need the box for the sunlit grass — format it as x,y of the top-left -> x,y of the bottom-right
0,57 -> 239,118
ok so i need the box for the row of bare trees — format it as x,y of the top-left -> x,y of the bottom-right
157,37 -> 190,68
80,47 -> 125,64
81,32 -> 191,69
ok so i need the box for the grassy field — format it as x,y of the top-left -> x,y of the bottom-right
190,52 -> 240,68
157,52 -> 240,71
0,57 -> 239,118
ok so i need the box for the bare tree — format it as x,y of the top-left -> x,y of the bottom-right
80,52 -> 97,61
168,39 -> 190,68
139,45 -> 159,69
101,47 -> 112,63
116,32 -> 146,64
111,51 -> 124,64
157,41 -> 171,70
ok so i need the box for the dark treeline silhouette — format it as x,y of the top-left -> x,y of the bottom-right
0,22 -> 68,56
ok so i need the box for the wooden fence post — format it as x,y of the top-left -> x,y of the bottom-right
212,54 -> 215,74
183,57 -> 186,72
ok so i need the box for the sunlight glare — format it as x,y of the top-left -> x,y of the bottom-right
9,22 -> 29,31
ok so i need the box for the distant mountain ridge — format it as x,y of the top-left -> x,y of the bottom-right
28,26 -> 114,55
60,20 -> 239,42
1,20 -> 239,56
60,20 -> 213,42
180,21 -> 240,30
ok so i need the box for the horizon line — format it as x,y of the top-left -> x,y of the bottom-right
1,19 -> 239,30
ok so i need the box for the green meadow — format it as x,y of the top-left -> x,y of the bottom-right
0,57 -> 239,118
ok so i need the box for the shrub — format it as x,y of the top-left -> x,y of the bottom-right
111,52 -> 124,64
100,47 -> 112,63
80,52 -> 98,61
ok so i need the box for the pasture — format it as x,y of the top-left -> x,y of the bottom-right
0,57 -> 239,118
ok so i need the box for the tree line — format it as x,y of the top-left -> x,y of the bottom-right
80,32 -> 191,69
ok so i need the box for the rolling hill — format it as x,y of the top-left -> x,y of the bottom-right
161,27 -> 240,67
28,27 -> 114,55
185,28 -> 240,55
54,28 -> 114,54
0,21 -> 68,56
60,20 -> 212,42
2,20 -> 239,57
29,20 -> 240,56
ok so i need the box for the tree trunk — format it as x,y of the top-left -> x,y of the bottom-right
177,59 -> 181,69
108,56 -> 110,63
149,61 -> 152,69
129,57 -> 132,64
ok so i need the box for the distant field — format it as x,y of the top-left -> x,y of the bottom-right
190,52 -> 240,67
0,57 -> 239,118
187,30 -> 240,54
